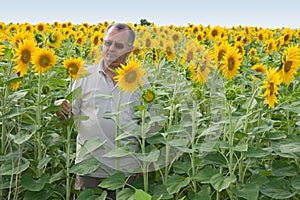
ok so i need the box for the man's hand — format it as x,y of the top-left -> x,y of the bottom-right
55,99 -> 71,120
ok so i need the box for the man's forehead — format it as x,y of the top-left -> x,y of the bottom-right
105,28 -> 130,38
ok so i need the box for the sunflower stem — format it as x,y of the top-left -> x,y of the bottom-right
35,73 -> 43,178
140,106 -> 149,192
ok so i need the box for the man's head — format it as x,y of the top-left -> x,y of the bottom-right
102,23 -> 135,70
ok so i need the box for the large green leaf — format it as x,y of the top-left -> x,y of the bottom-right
260,179 -> 296,199
194,166 -> 218,183
11,132 -> 35,145
103,148 -> 130,158
245,147 -> 272,158
233,183 -> 259,200
279,142 -> 300,153
77,189 -> 106,200
117,188 -> 135,200
291,175 -> 300,190
210,174 -> 236,192
0,158 -> 30,175
21,173 -> 49,191
166,175 -> 190,194
99,172 -> 126,190
77,137 -> 106,159
135,149 -> 160,162
152,184 -> 173,200
65,86 -> 82,102
69,157 -> 100,175
23,188 -> 53,200
201,152 -> 227,167
271,160 -> 297,176
135,189 -> 151,200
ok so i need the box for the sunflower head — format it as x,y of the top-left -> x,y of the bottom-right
141,87 -> 156,104
31,48 -> 58,75
114,59 -> 145,93
63,57 -> 87,80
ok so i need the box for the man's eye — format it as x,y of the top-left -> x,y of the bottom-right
104,41 -> 112,46
115,43 -> 124,49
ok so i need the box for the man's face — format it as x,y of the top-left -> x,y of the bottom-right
102,27 -> 133,69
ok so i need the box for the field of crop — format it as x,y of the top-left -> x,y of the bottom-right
0,21 -> 299,199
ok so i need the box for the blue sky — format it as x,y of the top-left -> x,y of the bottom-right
1,0 -> 299,28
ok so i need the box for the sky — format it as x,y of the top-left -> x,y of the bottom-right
0,0 -> 299,28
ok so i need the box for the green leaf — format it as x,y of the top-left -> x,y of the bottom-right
201,152 -> 227,167
11,132 -> 34,145
117,188 -> 135,200
260,179 -> 296,199
49,170 -> 64,184
291,175 -> 300,190
271,160 -> 297,176
0,158 -> 30,175
166,175 -> 190,194
95,93 -> 113,99
69,157 -> 100,175
279,142 -> 300,153
23,188 -> 53,200
233,183 -> 259,200
172,160 -> 192,175
77,137 -> 106,159
37,156 -> 52,170
0,108 -> 24,120
99,172 -> 126,190
194,166 -> 219,183
21,173 -> 49,191
233,142 -> 248,152
103,148 -> 130,158
135,189 -> 151,200
77,189 -> 106,200
210,174 -> 236,192
65,86 -> 82,102
135,149 -> 160,162
245,147 -> 272,158
152,184 -> 173,200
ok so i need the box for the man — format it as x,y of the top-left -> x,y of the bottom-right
56,23 -> 145,198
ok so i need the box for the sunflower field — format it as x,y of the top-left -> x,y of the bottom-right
0,21 -> 300,200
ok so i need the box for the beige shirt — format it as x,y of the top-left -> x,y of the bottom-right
72,59 -> 145,177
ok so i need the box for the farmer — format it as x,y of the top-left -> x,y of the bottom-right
56,23 -> 147,199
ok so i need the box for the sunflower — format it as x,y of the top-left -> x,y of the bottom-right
10,81 -> 22,91
163,41 -> 176,61
14,39 -> 37,77
63,57 -> 87,80
31,48 -> 57,75
212,41 -> 231,67
114,59 -> 145,93
280,45 -> 300,84
189,60 -> 211,83
265,38 -> 276,54
11,31 -> 34,47
249,48 -> 257,58
47,30 -> 63,48
170,30 -> 182,44
142,32 -> 152,50
234,41 -> 245,57
86,46 -> 102,64
219,46 -> 242,79
180,41 -> 197,64
141,87 -> 156,103
251,63 -> 267,81
261,68 -> 282,109
0,44 -> 5,57
90,32 -> 103,47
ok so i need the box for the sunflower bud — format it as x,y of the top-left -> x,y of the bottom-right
141,88 -> 156,103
